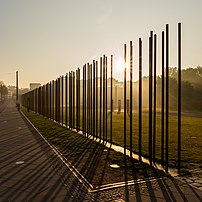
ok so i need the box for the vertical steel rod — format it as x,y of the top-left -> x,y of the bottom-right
83,66 -> 85,133
139,38 -> 142,161
53,81 -> 55,120
161,31 -> 165,166
84,65 -> 87,135
96,61 -> 98,138
78,68 -> 80,131
69,73 -> 72,128
90,64 -> 92,135
65,74 -> 68,127
153,34 -> 157,162
93,61 -> 96,138
103,56 -> 105,142
106,56 -> 108,141
73,72 -> 75,128
110,55 -> 113,143
87,64 -> 89,135
76,70 -> 78,130
130,41 -> 133,158
58,78 -> 61,124
149,31 -> 153,166
165,24 -> 169,173
50,82 -> 51,119
100,57 -> 102,140
16,71 -> 18,108
55,80 -> 57,121
178,22 -> 181,174
124,44 -> 127,157
62,76 -> 64,125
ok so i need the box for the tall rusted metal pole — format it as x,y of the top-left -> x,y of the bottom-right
83,66 -> 85,133
153,34 -> 157,163
58,77 -> 61,124
161,31 -> 165,166
139,38 -> 142,161
65,74 -> 68,127
130,41 -> 133,158
50,82 -> 51,120
90,64 -> 92,135
16,71 -> 19,109
76,70 -> 78,131
78,68 -> 80,131
124,44 -> 127,157
100,57 -> 102,140
93,61 -> 96,138
106,56 -> 108,141
84,65 -> 87,135
73,72 -> 75,128
86,66 -> 89,134
90,64 -> 93,135
52,80 -> 55,120
69,72 -> 72,128
55,80 -> 57,121
165,24 -> 169,173
149,31 -> 153,166
178,22 -> 181,174
103,56 -> 105,142
96,61 -> 98,138
87,64 -> 89,135
110,55 -> 113,143
62,76 -> 64,125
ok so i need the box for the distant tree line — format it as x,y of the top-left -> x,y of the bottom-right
167,66 -> 202,112
151,66 -> 202,112
0,81 -> 8,102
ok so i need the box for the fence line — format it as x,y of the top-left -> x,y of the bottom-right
21,23 -> 182,173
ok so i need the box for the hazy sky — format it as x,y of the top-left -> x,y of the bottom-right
0,0 -> 201,88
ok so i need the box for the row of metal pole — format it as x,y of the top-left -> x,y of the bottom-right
21,23 -> 181,173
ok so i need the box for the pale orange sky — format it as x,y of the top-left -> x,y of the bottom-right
0,0 -> 201,88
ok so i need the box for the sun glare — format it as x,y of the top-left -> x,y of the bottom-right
114,58 -> 130,80
115,59 -> 129,72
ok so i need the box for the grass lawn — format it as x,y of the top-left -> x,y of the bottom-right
48,107 -> 202,171
109,112 -> 202,171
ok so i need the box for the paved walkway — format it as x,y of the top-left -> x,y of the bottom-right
0,100 -> 202,201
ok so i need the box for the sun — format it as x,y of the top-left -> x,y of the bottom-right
115,59 -> 129,73
114,58 -> 129,80
116,59 -> 124,71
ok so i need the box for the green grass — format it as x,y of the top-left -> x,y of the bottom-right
25,106 -> 202,171
110,112 -> 202,170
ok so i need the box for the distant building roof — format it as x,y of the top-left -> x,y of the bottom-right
30,83 -> 41,91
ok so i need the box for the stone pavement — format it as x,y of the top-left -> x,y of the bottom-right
0,100 -> 202,201
178,170 -> 202,192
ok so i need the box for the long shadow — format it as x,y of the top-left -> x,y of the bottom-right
1,131 -> 78,201
131,159 -> 142,202
69,143 -> 103,202
0,143 -> 47,171
124,157 -> 129,202
141,163 -> 158,202
66,138 -> 97,180
93,147 -> 110,201
23,113 -> 92,200
1,155 -> 54,200
0,139 -> 37,159
0,149 -> 50,185
170,176 -> 201,201
84,144 -> 105,184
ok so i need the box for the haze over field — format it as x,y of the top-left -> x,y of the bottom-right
0,0 -> 202,88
